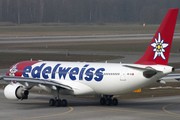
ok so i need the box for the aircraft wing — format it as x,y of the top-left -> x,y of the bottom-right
0,76 -> 72,90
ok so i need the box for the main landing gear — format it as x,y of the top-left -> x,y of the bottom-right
49,87 -> 68,107
49,98 -> 67,107
100,95 -> 118,106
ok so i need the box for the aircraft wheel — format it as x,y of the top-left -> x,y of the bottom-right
55,99 -> 61,107
62,99 -> 68,107
100,98 -> 106,105
112,98 -> 118,105
49,99 -> 55,106
105,98 -> 112,106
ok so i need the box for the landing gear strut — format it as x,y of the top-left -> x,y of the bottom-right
49,87 -> 68,107
100,95 -> 118,106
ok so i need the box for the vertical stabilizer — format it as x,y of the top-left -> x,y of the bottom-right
134,8 -> 179,65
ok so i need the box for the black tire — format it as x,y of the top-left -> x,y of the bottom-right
49,99 -> 55,106
100,98 -> 106,105
62,99 -> 68,107
55,99 -> 61,107
105,98 -> 112,106
112,98 -> 118,105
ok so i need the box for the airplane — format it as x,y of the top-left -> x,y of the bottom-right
0,8 -> 179,107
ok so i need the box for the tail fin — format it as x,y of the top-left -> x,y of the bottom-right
134,8 -> 179,65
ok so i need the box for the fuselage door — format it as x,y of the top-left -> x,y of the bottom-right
120,68 -> 127,81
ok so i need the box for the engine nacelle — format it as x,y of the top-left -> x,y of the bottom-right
4,84 -> 29,100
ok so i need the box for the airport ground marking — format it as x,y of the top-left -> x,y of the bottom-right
13,103 -> 180,120
67,107 -> 177,118
86,105 -> 180,118
162,102 -> 180,117
14,106 -> 73,120
9,97 -> 180,119
14,98 -> 73,120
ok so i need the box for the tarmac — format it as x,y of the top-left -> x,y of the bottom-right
0,90 -> 180,120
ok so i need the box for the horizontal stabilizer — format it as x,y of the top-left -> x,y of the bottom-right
161,73 -> 180,81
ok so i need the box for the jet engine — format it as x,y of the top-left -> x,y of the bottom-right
4,84 -> 29,100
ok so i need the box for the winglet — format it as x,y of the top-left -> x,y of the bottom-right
134,8 -> 179,65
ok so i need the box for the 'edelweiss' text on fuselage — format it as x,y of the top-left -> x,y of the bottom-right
22,63 -> 105,81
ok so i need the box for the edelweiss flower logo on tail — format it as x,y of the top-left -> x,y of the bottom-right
151,33 -> 169,60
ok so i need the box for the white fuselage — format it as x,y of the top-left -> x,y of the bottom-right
22,61 -> 173,96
